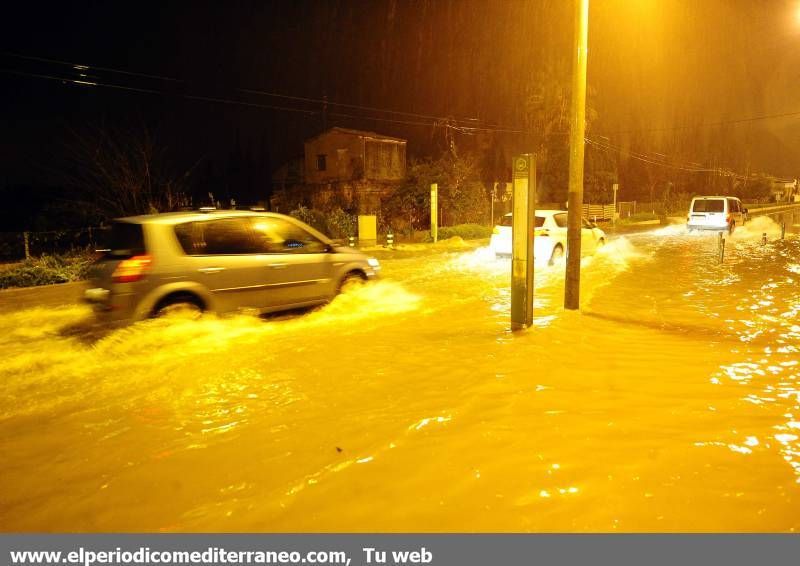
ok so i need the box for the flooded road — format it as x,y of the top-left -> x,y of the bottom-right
1,216 -> 799,532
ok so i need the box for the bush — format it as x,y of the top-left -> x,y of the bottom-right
289,206 -> 329,235
0,249 -> 95,289
325,207 -> 357,239
425,223 -> 492,242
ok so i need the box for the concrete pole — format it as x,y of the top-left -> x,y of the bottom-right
564,0 -> 589,311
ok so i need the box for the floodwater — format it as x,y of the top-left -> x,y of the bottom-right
1,216 -> 799,532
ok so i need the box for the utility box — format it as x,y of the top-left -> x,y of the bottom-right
358,215 -> 377,247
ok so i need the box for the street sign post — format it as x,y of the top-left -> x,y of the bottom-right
430,183 -> 438,243
511,154 -> 536,331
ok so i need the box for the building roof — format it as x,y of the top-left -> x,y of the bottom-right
305,127 -> 406,144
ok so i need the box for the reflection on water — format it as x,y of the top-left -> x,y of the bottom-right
0,221 -> 798,532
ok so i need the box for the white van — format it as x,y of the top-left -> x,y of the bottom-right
686,196 -> 747,234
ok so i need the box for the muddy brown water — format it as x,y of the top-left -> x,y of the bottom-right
1,216 -> 798,531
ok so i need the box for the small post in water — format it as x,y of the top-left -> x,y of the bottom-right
386,231 -> 394,249
718,232 -> 725,264
781,222 -> 786,240
762,232 -> 767,245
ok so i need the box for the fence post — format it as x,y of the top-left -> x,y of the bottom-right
23,231 -> 30,260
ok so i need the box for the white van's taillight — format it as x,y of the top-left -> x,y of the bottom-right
112,255 -> 152,283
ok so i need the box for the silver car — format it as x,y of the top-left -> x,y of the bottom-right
84,210 -> 380,324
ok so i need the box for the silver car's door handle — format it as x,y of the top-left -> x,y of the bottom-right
270,263 -> 288,269
198,267 -> 226,274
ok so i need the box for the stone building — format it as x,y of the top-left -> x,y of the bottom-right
271,127 -> 407,214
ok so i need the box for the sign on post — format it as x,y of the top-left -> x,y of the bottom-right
511,154 -> 536,331
430,183 -> 438,243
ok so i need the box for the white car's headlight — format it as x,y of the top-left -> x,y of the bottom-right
367,258 -> 380,268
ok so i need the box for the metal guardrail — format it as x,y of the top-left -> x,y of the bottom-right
746,202 -> 800,216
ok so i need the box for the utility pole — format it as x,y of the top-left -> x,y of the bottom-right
612,183 -> 619,226
564,0 -> 589,311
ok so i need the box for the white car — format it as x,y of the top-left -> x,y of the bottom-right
489,210 -> 606,264
686,196 -> 747,234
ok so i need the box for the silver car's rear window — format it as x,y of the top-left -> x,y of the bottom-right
692,199 -> 725,213
103,222 -> 146,259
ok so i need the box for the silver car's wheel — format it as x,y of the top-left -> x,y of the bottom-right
154,296 -> 204,319
337,272 -> 366,294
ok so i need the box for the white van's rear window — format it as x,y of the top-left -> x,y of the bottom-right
692,199 -> 724,213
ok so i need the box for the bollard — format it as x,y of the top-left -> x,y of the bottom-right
762,232 -> 767,245
718,235 -> 725,264
23,231 -> 30,260
386,231 -> 394,249
781,222 -> 786,240
348,236 -> 356,248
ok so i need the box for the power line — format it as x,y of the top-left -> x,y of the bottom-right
3,50 -> 547,136
0,68 -> 319,115
585,137 -> 755,180
0,66 -> 508,131
1,52 -> 790,180
0,66 -> 764,180
595,107 -> 800,137
2,51 -> 184,83
6,49 -> 800,137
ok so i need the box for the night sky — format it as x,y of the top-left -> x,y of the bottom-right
2,1 -> 799,226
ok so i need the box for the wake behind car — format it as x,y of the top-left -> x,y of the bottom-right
84,210 -> 380,324
489,210 -> 606,264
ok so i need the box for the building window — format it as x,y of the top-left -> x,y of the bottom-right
317,154 -> 327,171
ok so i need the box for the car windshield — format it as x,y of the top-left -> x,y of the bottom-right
692,199 -> 724,213
499,216 -> 545,227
